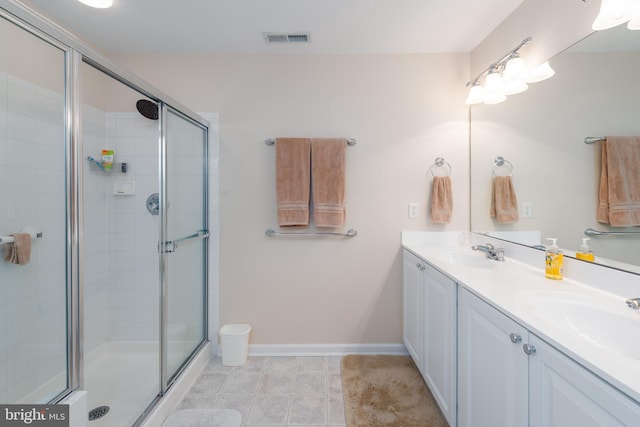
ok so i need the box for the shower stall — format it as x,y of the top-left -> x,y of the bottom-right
1,4 -> 216,426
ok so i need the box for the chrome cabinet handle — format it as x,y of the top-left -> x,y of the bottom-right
415,263 -> 425,271
509,333 -> 522,344
523,344 -> 536,355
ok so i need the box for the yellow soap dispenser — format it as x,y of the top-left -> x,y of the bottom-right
576,238 -> 595,262
545,238 -> 564,280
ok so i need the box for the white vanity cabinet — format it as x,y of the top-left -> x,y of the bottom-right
458,287 -> 640,427
402,249 -> 456,427
529,335 -> 640,427
457,287 -> 528,427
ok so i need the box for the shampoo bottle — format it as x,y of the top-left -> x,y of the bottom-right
545,238 -> 564,280
576,238 -> 595,262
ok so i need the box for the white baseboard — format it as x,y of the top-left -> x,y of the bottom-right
240,343 -> 408,357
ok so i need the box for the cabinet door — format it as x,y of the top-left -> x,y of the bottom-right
423,264 -> 457,427
402,250 -> 424,371
529,335 -> 640,427
458,288 -> 528,427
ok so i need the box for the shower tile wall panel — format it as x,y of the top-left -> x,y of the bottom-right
83,110 -> 160,349
0,73 -> 67,403
105,113 -> 160,343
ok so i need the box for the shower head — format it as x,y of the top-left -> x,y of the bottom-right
136,99 -> 158,120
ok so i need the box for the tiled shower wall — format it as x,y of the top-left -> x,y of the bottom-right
83,108 -> 160,354
0,72 -> 67,403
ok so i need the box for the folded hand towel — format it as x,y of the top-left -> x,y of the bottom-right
3,233 -> 31,266
431,176 -> 453,224
490,176 -> 519,224
276,138 -> 311,227
597,136 -> 640,226
311,138 -> 347,227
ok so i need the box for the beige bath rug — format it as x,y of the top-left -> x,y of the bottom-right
341,355 -> 448,427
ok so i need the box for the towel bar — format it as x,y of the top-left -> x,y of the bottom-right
0,231 -> 43,246
265,138 -> 357,146
430,157 -> 452,177
492,156 -> 514,177
584,137 -> 605,144
584,228 -> 640,237
265,228 -> 357,237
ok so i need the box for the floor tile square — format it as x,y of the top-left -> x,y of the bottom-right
288,395 -> 327,425
223,371 -> 262,394
176,395 -> 217,410
247,395 -> 290,425
293,372 -> 326,395
188,373 -> 228,395
296,356 -> 326,372
326,373 -> 342,395
258,371 -> 294,395
214,395 -> 255,424
327,395 -> 346,425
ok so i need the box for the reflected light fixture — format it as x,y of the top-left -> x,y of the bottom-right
524,61 -> 555,83
77,0 -> 113,8
591,0 -> 640,30
465,37 -> 553,106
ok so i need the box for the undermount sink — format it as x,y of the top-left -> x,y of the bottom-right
519,290 -> 640,359
439,251 -> 499,269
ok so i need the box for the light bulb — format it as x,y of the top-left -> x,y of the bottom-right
503,55 -> 526,79
78,0 -> 113,8
628,14 -> 640,29
465,84 -> 485,105
503,79 -> 528,95
524,61 -> 555,83
592,0 -> 633,30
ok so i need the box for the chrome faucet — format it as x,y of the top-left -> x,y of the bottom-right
471,243 -> 505,261
626,298 -> 640,310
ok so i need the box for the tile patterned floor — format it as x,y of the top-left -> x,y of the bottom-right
177,356 -> 346,426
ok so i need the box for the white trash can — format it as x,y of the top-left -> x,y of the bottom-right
219,324 -> 251,366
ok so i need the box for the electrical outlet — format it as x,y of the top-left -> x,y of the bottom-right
408,203 -> 419,219
522,202 -> 533,218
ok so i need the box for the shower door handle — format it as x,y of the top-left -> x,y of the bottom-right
160,229 -> 209,253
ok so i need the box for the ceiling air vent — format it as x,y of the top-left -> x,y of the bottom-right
263,32 -> 311,44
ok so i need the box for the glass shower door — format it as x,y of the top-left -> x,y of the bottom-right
0,14 -> 69,404
161,107 -> 208,387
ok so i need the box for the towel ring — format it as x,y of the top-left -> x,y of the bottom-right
492,156 -> 514,177
430,157 -> 452,177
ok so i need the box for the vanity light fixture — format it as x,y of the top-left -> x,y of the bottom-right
77,0 -> 113,8
465,37 -> 554,105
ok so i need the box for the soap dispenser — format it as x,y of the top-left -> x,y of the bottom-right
576,238 -> 595,262
545,238 -> 564,280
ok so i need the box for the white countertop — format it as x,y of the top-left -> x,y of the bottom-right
402,231 -> 640,403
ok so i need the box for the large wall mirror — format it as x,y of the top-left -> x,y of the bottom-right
471,25 -> 640,275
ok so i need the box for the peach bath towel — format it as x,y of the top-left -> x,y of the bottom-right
311,138 -> 347,227
597,136 -> 640,226
431,176 -> 453,224
3,233 -> 31,265
490,176 -> 519,223
276,138 -> 311,226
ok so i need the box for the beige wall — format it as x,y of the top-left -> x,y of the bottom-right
110,52 -> 470,345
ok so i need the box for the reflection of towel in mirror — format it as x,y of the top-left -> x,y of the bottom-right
311,138 -> 347,227
3,233 -> 31,265
275,138 -> 311,227
430,176 -> 453,224
597,136 -> 640,226
490,176 -> 519,223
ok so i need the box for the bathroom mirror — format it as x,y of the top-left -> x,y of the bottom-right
470,25 -> 640,275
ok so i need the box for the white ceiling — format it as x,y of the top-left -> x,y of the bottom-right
21,0 -> 525,54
